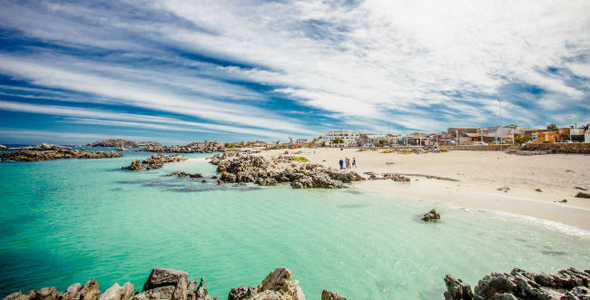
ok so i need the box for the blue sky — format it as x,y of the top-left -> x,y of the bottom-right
0,0 -> 588,145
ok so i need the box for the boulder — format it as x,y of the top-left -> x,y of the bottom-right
77,280 -> 100,300
195,278 -> 217,300
320,290 -> 346,300
3,292 -> 29,300
445,267 -> 590,300
443,275 -> 473,300
96,283 -> 134,300
421,209 -> 440,222
62,283 -> 82,300
142,268 -> 189,300
228,267 -> 304,300
34,287 -> 57,300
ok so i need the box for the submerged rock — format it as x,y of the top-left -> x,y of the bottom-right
421,209 -> 441,222
167,172 -> 203,178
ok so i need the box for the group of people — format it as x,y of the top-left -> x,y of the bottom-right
339,157 -> 356,169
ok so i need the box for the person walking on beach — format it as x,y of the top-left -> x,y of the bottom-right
339,159 -> 344,169
353,157 -> 356,168
345,157 -> 350,168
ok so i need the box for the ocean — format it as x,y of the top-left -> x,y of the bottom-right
0,151 -> 588,300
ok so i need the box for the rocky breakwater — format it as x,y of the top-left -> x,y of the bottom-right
444,267 -> 590,300
122,154 -> 187,171
0,144 -> 122,162
209,152 -> 362,189
3,267 -> 347,300
141,141 -> 224,153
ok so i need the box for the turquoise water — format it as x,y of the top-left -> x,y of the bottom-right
0,152 -> 589,300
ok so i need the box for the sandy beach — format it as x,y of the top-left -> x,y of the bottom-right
256,148 -> 590,231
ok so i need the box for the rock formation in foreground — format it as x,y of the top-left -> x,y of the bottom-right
0,146 -> 123,162
141,141 -> 224,153
444,267 -> 590,300
209,152 -> 362,189
2,267 -> 348,300
122,154 -> 188,171
86,139 -> 140,148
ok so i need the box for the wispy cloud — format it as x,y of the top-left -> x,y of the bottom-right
0,0 -> 588,144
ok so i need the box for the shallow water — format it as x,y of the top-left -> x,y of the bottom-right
0,152 -> 588,300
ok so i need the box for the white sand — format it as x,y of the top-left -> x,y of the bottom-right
258,148 -> 590,231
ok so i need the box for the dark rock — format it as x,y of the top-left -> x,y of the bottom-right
1,149 -> 122,162
86,139 -> 139,148
167,172 -> 202,178
141,141 -> 224,153
421,209 -> 440,222
321,290 -> 346,300
575,192 -> 590,199
445,267 -> 590,300
122,160 -> 146,171
142,268 -> 189,300
443,275 -> 473,300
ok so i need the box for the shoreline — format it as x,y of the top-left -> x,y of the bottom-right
252,148 -> 590,231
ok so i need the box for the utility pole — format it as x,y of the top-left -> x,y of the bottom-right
568,116 -> 572,142
498,98 -> 502,151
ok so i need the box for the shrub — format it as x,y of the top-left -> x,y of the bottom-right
292,156 -> 309,162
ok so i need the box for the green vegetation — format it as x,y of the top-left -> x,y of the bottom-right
357,149 -> 366,152
440,148 -> 449,152
224,143 -> 236,148
331,137 -> 344,144
292,156 -> 309,162
399,150 -> 412,155
370,148 -> 378,151
381,150 -> 394,153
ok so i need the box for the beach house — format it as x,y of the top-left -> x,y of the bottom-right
319,130 -> 360,147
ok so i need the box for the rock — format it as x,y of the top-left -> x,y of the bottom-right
228,267 -> 305,300
34,287 -> 57,300
575,192 -> 590,199
167,172 -> 202,178
3,292 -> 29,300
117,148 -> 128,152
443,275 -> 473,300
142,154 -> 188,170
143,268 -> 189,300
0,144 -> 6,150
195,278 -> 217,300
421,209 -> 440,222
141,141 -> 224,153
321,290 -> 346,300
78,280 -> 100,300
1,149 -> 123,162
62,284 -> 82,300
209,152 -> 360,189
86,139 -> 139,148
497,187 -> 510,192
122,160 -> 146,171
186,280 -> 198,300
445,267 -> 590,300
97,283 -> 134,300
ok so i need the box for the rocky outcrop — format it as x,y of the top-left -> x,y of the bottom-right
229,267 -> 304,300
209,152 -> 362,189
364,172 -> 411,182
123,154 -> 188,171
0,144 -> 6,150
0,149 -> 123,162
2,267 -> 330,300
141,141 -> 224,153
421,209 -> 440,222
444,268 -> 590,300
321,290 -> 346,300
167,172 -> 203,178
86,139 -> 139,148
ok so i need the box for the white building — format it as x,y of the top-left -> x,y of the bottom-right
319,130 -> 360,147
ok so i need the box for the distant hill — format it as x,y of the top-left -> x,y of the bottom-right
85,139 -> 139,147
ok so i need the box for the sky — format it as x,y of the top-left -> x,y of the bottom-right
0,0 -> 589,145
